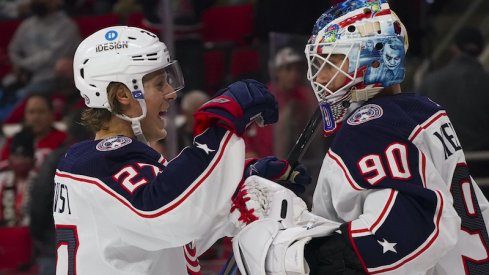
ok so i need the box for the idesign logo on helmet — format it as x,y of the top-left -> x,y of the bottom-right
96,41 -> 129,52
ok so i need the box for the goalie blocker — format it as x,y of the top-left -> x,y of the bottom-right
232,176 -> 364,275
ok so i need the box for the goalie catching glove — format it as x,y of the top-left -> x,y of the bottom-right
230,176 -> 364,275
232,217 -> 342,275
244,156 -> 312,195
229,175 -> 314,229
193,79 -> 278,136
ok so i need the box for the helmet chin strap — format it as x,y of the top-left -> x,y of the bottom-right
131,119 -> 148,145
115,98 -> 149,145
350,86 -> 384,102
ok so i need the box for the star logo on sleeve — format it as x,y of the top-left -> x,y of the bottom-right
195,142 -> 215,155
377,238 -> 397,254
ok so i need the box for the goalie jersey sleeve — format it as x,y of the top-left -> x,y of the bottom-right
312,93 -> 489,274
53,127 -> 244,274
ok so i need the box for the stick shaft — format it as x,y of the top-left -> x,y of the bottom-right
287,106 -> 322,166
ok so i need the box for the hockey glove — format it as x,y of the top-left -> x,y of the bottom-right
229,178 -> 270,228
244,156 -> 312,195
232,214 -> 341,275
304,223 -> 365,275
193,79 -> 278,136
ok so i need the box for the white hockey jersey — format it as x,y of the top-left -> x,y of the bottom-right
312,93 -> 489,275
53,127 -> 244,274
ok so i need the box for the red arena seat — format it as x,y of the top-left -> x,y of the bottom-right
0,227 -> 33,271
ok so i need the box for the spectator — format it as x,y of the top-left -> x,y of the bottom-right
29,109 -> 91,275
178,89 -> 210,150
0,127 -> 36,227
252,0 -> 330,81
419,26 -> 489,151
0,94 -> 67,169
242,47 -> 318,159
6,0 -> 81,100
0,0 -> 30,19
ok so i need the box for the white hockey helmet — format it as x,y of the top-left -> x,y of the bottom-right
73,26 -> 184,142
304,0 -> 408,136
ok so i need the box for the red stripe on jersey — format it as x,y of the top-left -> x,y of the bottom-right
351,228 -> 370,234
55,132 -> 233,219
420,153 -> 427,188
328,151 -> 364,191
184,242 -> 202,275
348,222 -> 370,274
184,243 -> 200,268
370,190 -> 396,233
409,111 -> 447,141
351,190 -> 397,236
158,155 -> 168,166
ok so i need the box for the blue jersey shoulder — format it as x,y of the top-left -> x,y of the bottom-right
58,136 -> 162,178
342,93 -> 442,138
331,93 -> 442,189
57,127 -> 230,212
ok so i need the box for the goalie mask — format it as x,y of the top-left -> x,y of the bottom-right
305,0 -> 408,136
73,26 -> 184,143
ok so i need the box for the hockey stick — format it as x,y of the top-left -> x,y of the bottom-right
219,106 -> 323,275
286,105 -> 322,168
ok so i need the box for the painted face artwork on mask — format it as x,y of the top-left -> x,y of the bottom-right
364,37 -> 405,87
383,42 -> 402,70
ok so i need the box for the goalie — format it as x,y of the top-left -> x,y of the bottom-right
233,0 -> 489,275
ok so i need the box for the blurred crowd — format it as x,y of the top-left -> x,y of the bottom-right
0,0 -> 488,274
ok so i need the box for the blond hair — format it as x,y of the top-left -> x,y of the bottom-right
80,70 -> 164,133
80,82 -> 125,132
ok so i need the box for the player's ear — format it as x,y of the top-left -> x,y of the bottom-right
115,85 -> 132,106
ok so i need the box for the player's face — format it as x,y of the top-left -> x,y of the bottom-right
383,44 -> 402,70
140,70 -> 177,142
315,54 -> 350,95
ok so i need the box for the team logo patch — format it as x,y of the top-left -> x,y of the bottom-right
132,90 -> 143,99
347,104 -> 383,125
96,136 -> 132,151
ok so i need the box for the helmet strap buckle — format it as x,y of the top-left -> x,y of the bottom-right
350,86 -> 383,102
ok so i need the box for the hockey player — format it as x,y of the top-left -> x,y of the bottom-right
53,26 -> 308,274
232,0 -> 489,274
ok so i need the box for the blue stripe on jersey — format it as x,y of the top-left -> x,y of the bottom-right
57,127 -> 230,212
